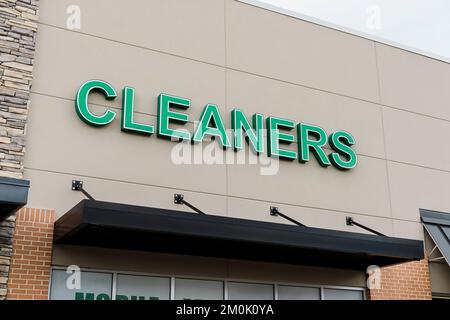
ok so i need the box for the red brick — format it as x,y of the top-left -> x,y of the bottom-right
368,259 -> 432,300
7,208 -> 55,300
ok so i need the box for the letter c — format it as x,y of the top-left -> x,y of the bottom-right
75,80 -> 117,126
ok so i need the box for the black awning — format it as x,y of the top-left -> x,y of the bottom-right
54,200 -> 424,270
420,209 -> 450,266
0,177 -> 29,219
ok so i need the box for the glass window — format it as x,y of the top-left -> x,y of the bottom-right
116,274 -> 170,300
277,285 -> 320,300
227,282 -> 274,300
50,267 -> 365,300
323,288 -> 364,300
50,269 -> 113,300
175,278 -> 224,300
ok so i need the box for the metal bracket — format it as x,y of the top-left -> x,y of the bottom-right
427,244 -> 445,262
72,180 -> 95,201
174,193 -> 184,204
346,216 -> 385,236
173,194 -> 205,215
270,206 -> 279,216
72,180 -> 84,191
346,216 -> 354,226
269,206 -> 306,227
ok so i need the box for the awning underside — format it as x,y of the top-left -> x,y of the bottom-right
421,209 -> 450,266
54,200 -> 424,270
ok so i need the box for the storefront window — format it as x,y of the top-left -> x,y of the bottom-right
116,274 -> 170,300
174,278 -> 224,300
50,269 -> 113,300
323,288 -> 364,300
227,282 -> 274,300
49,268 -> 365,300
277,285 -> 320,300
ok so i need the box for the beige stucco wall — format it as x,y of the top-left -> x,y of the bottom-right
21,0 -> 450,287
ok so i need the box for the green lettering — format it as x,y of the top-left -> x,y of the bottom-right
266,116 -> 297,160
75,80 -> 117,127
74,292 -> 95,300
231,109 -> 264,153
192,104 -> 230,148
96,293 -> 111,300
298,123 -> 331,167
157,94 -> 191,140
328,131 -> 357,170
121,87 -> 154,135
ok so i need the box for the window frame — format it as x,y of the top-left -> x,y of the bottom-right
49,265 -> 366,300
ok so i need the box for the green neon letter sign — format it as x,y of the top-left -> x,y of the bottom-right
328,131 -> 357,170
121,87 -> 154,135
75,80 -> 117,126
298,123 -> 331,167
192,104 -> 231,148
157,94 -> 191,140
266,117 -> 297,160
231,109 -> 264,153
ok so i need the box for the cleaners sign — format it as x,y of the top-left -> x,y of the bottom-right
75,80 -> 357,170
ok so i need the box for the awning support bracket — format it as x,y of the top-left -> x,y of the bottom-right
427,244 -> 445,262
429,256 -> 445,262
174,194 -> 206,215
346,216 -> 385,236
429,244 -> 439,257
72,180 -> 96,201
270,206 -> 306,227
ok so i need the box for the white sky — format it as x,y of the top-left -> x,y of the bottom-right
255,0 -> 450,62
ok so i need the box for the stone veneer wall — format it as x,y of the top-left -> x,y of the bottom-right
0,0 -> 38,300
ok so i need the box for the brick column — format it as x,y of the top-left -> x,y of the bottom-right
0,0 -> 39,300
368,259 -> 432,300
6,208 -> 55,300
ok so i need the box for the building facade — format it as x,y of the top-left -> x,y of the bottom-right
0,0 -> 449,300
